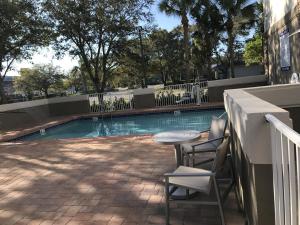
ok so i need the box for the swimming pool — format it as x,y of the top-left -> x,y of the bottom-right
18,109 -> 224,141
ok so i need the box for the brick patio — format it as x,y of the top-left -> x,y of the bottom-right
0,136 -> 243,225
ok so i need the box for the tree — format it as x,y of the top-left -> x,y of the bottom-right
44,0 -> 153,93
217,0 -> 257,78
149,29 -> 184,84
117,37 -> 151,88
159,0 -> 194,81
14,68 -> 35,100
191,0 -> 223,80
244,34 -> 263,66
0,0 -> 50,103
64,65 -> 91,94
15,64 -> 65,98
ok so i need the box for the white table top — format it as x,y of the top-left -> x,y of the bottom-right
153,130 -> 201,145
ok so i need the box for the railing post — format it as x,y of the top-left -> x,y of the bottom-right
266,114 -> 300,225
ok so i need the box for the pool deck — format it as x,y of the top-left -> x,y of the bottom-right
0,135 -> 243,225
0,103 -> 224,142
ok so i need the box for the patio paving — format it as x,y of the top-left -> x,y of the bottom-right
0,136 -> 243,225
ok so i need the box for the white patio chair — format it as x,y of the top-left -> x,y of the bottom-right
181,115 -> 227,167
164,137 -> 231,225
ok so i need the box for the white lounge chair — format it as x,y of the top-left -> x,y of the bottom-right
164,137 -> 231,225
181,116 -> 227,167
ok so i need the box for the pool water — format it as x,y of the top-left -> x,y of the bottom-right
19,109 -> 224,141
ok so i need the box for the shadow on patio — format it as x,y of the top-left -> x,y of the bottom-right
0,136 -> 243,225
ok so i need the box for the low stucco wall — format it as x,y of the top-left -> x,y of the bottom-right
208,75 -> 267,102
224,85 -> 295,225
0,95 -> 90,131
246,84 -> 300,133
133,88 -> 155,109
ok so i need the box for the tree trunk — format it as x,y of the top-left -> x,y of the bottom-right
80,72 -> 88,94
79,54 -> 100,93
161,71 -> 167,86
100,75 -> 106,93
263,33 -> 269,78
0,77 -> 7,104
44,89 -> 49,98
93,76 -> 101,93
181,13 -> 190,82
207,55 -> 213,81
138,28 -> 147,88
228,32 -> 235,78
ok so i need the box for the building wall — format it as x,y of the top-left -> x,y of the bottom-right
264,0 -> 298,31
265,1 -> 300,84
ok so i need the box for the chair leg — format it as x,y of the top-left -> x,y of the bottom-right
213,177 -> 225,225
185,153 -> 190,166
165,177 -> 170,225
192,150 -> 195,167
228,155 -> 243,212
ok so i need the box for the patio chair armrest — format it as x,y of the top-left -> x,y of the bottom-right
190,136 -> 224,148
199,129 -> 210,134
164,172 -> 215,178
189,149 -> 217,154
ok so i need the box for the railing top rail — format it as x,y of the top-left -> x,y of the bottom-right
265,114 -> 300,146
89,91 -> 133,96
154,81 -> 208,89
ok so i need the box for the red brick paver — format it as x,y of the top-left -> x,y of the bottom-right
0,136 -> 242,225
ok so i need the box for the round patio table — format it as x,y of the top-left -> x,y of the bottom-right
154,130 -> 201,199
153,130 -> 201,167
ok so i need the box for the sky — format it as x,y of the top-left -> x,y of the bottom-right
7,1 -> 181,76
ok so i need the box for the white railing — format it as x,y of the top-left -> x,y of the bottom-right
89,91 -> 134,113
154,81 -> 208,107
89,82 -> 208,112
266,114 -> 300,225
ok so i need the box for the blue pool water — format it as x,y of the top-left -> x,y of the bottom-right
18,109 -> 224,141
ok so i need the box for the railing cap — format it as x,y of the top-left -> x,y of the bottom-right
266,114 -> 300,146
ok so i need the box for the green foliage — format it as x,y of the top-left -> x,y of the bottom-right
216,0 -> 258,78
117,35 -> 152,88
191,0 -> 223,80
159,0 -> 194,81
244,35 -> 263,66
0,0 -> 51,103
149,29 -> 184,84
43,0 -> 153,93
64,65 -> 93,94
15,64 -> 65,98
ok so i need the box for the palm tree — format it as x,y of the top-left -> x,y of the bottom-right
217,0 -> 257,78
159,0 -> 194,82
191,0 -> 223,80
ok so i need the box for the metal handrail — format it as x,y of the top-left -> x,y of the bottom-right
266,113 -> 300,225
265,114 -> 300,146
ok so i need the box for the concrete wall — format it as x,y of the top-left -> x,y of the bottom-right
224,85 -> 294,225
208,75 -> 267,102
133,88 -> 156,109
0,95 -> 90,131
265,1 -> 300,84
234,65 -> 264,78
246,83 -> 300,132
47,96 -> 90,116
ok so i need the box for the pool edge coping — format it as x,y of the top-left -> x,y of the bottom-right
1,103 -> 224,142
